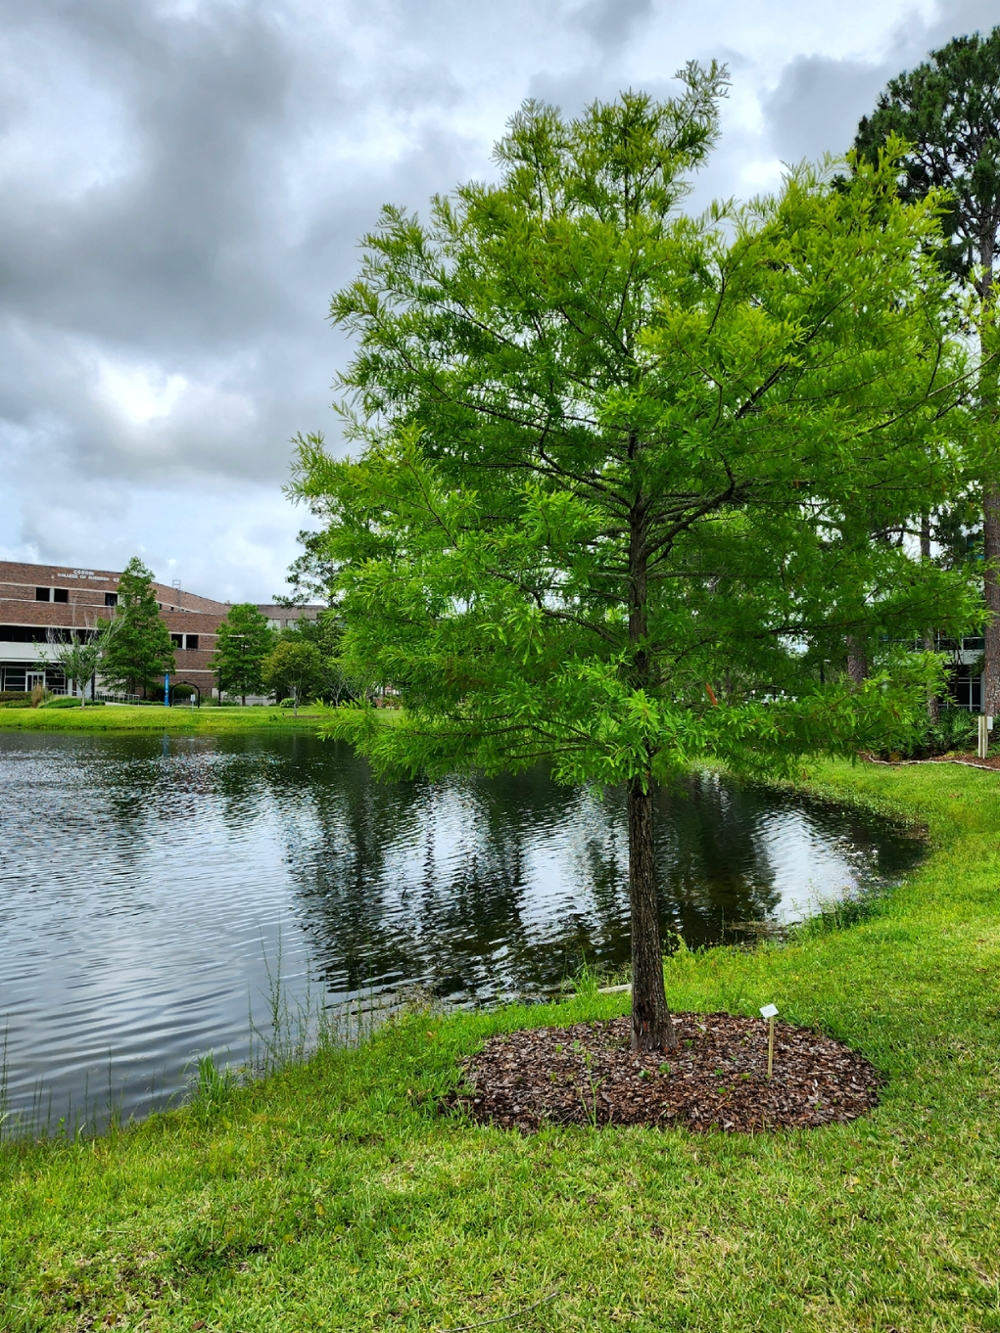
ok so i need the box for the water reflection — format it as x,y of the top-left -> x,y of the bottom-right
0,731 -> 922,1126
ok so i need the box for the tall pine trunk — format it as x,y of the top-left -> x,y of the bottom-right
921,512 -> 940,721
984,492 -> 1000,716
846,637 -> 868,686
627,483 -> 678,1052
980,245 -> 1000,721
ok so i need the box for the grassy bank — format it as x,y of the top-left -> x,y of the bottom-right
0,704 -> 325,733
2,759 -> 999,1331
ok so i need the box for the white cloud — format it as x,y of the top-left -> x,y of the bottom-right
96,359 -> 189,426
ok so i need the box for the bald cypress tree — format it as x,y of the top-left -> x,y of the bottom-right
297,77 -> 978,1052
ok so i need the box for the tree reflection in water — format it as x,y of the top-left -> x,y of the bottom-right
0,732 -> 924,1126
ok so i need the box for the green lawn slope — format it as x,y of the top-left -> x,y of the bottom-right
2,759 -> 999,1331
0,704 -> 324,733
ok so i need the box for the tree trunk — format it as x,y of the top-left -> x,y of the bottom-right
626,474 -> 677,1053
980,241 -> 999,721
920,511 -> 940,722
627,776 -> 677,1051
984,491 -> 1000,718
846,637 -> 868,687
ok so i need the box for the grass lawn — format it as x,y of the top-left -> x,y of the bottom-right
0,704 -> 325,733
2,758 -> 999,1331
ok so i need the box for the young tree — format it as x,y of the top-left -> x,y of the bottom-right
855,28 -> 1000,712
262,639 -> 325,715
293,76 -> 978,1051
98,557 -> 175,697
281,613 -> 359,704
211,603 -> 276,704
46,621 -> 117,705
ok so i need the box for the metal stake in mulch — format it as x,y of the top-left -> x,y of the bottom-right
760,1004 -> 778,1079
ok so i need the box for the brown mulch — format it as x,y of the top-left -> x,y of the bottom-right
449,1013 -> 881,1134
863,750 -> 1000,770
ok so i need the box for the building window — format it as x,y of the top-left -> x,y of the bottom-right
53,588 -> 68,603
170,633 -> 183,648
950,665 -> 982,712
185,635 -> 199,650
105,592 -> 118,607
35,587 -> 50,601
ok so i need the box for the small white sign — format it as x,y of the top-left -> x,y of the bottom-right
760,1004 -> 778,1019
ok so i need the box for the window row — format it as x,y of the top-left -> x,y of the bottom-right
170,634 -> 200,650
0,626 -> 99,643
34,587 -> 117,606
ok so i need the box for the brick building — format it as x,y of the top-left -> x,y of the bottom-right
0,560 -> 320,700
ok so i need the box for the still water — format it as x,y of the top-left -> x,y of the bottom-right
0,731 -> 922,1127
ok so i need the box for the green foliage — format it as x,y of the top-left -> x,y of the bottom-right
280,613 -> 359,704
275,528 -> 338,607
210,603 -> 276,702
295,80 -> 979,791
854,27 -> 1000,288
97,557 -> 175,697
262,639 -> 325,711
886,705 -> 978,760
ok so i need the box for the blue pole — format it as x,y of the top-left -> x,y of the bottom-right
164,671 -> 170,707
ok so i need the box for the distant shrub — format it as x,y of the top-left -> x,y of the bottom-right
880,707 -> 978,760
0,690 -> 29,702
0,700 -> 31,709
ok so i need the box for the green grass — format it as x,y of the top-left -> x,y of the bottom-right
0,704 -> 325,733
3,758 -> 1000,1331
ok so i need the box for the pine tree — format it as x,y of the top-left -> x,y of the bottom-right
855,28 -> 1000,715
98,557 -> 175,697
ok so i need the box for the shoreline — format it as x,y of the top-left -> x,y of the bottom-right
0,703 -> 326,732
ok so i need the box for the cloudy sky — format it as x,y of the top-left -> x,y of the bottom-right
0,0 -> 995,601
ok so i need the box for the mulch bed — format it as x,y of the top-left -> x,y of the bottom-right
864,750 -> 1000,770
449,1012 -> 881,1134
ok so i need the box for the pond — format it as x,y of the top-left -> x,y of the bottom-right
0,731 -> 923,1129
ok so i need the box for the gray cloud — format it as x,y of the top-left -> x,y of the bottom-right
763,1 -> 1000,167
1,0 -> 989,598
